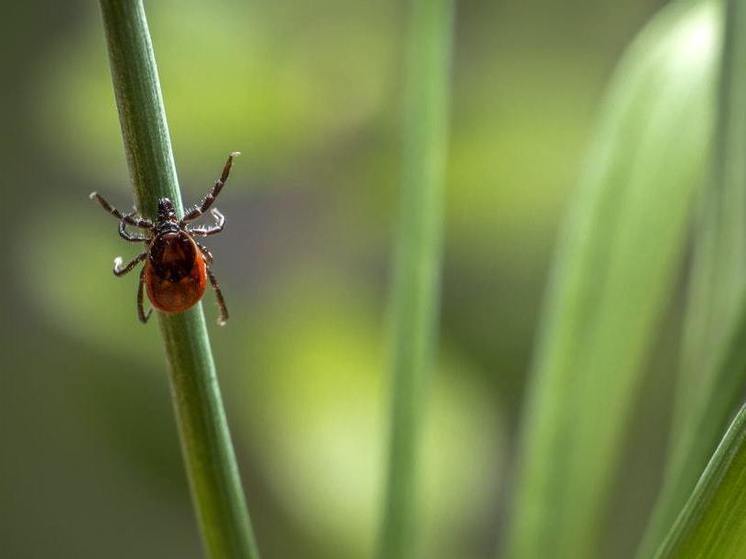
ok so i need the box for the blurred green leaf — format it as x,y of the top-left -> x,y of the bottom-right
232,278 -> 502,559
505,2 -> 719,558
378,1 -> 454,558
638,0 -> 746,555
653,406 -> 746,559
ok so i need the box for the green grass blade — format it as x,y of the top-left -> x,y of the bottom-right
504,2 -> 718,558
653,406 -> 746,559
637,0 -> 746,554
98,2 -> 260,558
377,0 -> 454,558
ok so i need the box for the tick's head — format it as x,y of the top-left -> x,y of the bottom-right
157,198 -> 176,221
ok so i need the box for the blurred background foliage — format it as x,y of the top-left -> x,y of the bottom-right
0,0 -> 703,558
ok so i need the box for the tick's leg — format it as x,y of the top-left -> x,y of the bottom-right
196,242 -> 214,264
90,191 -> 126,219
188,209 -> 225,237
113,251 -> 147,277
120,212 -> 151,242
181,152 -> 239,223
90,192 -> 153,229
206,267 -> 229,326
137,267 -> 152,323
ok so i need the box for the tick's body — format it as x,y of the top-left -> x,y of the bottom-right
145,230 -> 207,313
91,153 -> 238,325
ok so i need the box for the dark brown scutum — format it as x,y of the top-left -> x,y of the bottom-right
149,232 -> 198,281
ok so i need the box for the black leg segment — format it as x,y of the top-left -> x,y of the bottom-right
206,267 -> 229,326
90,192 -> 153,229
119,212 -> 151,242
113,251 -> 148,277
189,209 -> 225,237
181,152 -> 239,223
137,267 -> 152,323
196,242 -> 214,264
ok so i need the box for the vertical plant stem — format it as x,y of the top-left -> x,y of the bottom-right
377,1 -> 454,558
98,2 -> 260,558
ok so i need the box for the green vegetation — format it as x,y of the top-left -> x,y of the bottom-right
96,1 -> 746,557
377,1 -> 454,558
654,406 -> 746,558
9,0 -> 746,557
506,2 -> 719,557
639,0 -> 746,555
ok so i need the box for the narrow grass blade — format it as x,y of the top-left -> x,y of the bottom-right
504,2 -> 718,558
636,0 -> 746,555
98,2 -> 260,557
653,406 -> 746,559
377,0 -> 455,558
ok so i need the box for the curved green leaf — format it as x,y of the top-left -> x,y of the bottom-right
505,2 -> 719,558
639,0 -> 746,554
654,406 -> 746,559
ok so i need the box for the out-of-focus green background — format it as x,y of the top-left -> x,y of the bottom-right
0,1 -> 667,557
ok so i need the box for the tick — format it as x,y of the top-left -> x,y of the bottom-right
90,152 -> 240,326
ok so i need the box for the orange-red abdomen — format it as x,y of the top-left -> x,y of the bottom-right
144,231 -> 207,313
